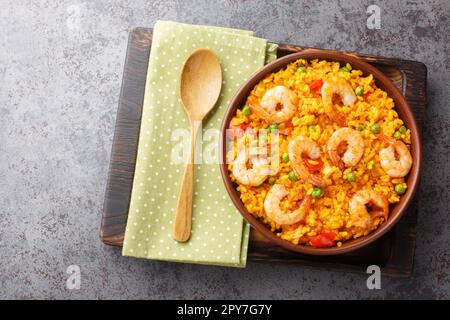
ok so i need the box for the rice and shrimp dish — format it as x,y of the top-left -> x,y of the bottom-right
226,59 -> 413,248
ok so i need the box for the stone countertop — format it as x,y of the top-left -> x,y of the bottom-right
0,0 -> 449,299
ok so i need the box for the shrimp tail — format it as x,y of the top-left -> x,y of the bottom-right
328,149 -> 345,170
371,210 -> 388,221
289,194 -> 312,224
248,102 -> 271,121
377,132 -> 393,145
301,195 -> 313,210
308,174 -> 325,187
332,111 -> 347,127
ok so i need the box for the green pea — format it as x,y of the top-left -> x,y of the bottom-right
340,66 -> 350,73
370,123 -> 381,134
297,67 -> 306,74
259,134 -> 268,144
367,161 -> 375,170
308,125 -> 317,133
346,172 -> 357,182
394,131 -> 402,139
242,105 -> 251,116
399,125 -> 407,134
288,171 -> 298,181
395,183 -> 407,195
356,124 -> 364,132
282,153 -> 289,163
268,177 -> 276,185
355,86 -> 364,96
269,123 -> 279,132
311,187 -> 324,199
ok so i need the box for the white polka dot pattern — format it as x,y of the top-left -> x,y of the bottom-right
122,20 -> 277,267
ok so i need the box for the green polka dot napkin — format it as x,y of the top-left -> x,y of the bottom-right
122,21 -> 277,267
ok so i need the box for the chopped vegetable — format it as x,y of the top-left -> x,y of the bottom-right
346,171 -> 357,182
370,123 -> 381,134
279,121 -> 293,136
367,161 -> 375,170
279,127 -> 293,136
303,157 -> 324,171
340,66 -> 350,73
311,232 -> 336,248
355,86 -> 364,95
395,183 -> 407,195
297,67 -> 306,74
308,125 -> 317,133
288,171 -> 298,181
282,153 -> 289,163
311,187 -> 324,199
242,105 -> 251,116
268,177 -> 276,185
394,131 -> 402,139
362,92 -> 371,100
309,79 -> 323,91
269,123 -> 279,132
227,123 -> 248,139
399,125 -> 407,134
259,133 -> 268,142
356,124 -> 364,131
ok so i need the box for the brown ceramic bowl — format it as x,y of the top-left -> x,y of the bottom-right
219,50 -> 422,255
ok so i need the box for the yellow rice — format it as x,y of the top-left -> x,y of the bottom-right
228,59 -> 412,247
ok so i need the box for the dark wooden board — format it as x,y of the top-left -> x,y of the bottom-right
100,27 -> 427,277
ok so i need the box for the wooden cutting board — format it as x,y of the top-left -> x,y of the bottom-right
100,28 -> 427,277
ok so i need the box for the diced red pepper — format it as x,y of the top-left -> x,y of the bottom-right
309,79 -> 323,91
311,232 -> 336,248
362,92 -> 371,100
278,121 -> 294,136
303,157 -> 324,172
279,127 -> 293,136
227,123 -> 249,139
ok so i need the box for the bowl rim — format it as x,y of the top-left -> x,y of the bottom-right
219,49 -> 422,255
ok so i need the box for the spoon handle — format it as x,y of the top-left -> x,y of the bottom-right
173,120 -> 201,242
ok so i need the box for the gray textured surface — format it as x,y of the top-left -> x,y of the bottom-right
0,0 -> 449,299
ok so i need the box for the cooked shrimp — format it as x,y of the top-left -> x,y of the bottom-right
249,86 -> 298,123
379,137 -> 412,178
321,77 -> 357,126
349,190 -> 389,230
288,136 -> 324,186
232,144 -> 276,187
327,127 -> 364,170
264,184 -> 312,225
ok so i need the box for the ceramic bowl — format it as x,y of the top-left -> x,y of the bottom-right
219,50 -> 422,255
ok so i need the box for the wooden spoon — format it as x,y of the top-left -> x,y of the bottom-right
173,48 -> 222,242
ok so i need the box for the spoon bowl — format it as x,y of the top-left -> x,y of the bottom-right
180,49 -> 222,120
